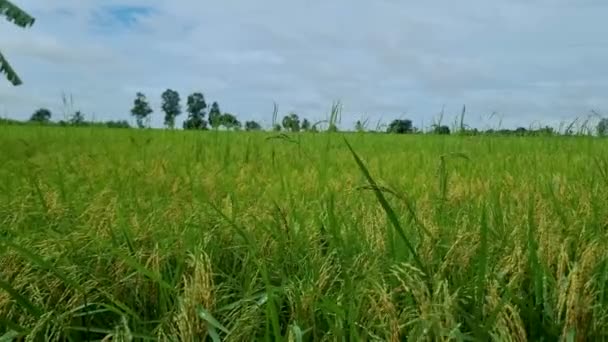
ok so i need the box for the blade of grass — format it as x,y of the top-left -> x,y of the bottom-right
196,305 -> 230,334
0,330 -> 21,342
65,327 -> 156,340
343,137 -> 428,278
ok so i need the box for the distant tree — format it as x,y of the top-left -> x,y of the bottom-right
183,92 -> 207,130
432,125 -> 450,135
130,92 -> 153,128
537,126 -> 554,136
273,123 -> 282,132
387,119 -> 413,134
208,101 -> 222,129
70,111 -> 85,125
515,127 -> 528,136
105,120 -> 131,128
220,113 -> 240,130
161,89 -> 181,129
282,113 -> 300,132
245,120 -> 262,131
29,108 -> 52,123
1,1 -> 35,86
301,118 -> 311,131
327,123 -> 338,132
598,118 -> 608,137
355,120 -> 365,132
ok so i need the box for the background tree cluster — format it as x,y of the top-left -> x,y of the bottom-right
130,89 -> 247,131
24,107 -> 130,128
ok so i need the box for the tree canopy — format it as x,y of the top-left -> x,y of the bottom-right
208,101 -> 222,129
282,113 -> 301,132
220,113 -> 241,130
29,108 -> 52,123
183,92 -> 208,130
387,119 -> 413,134
432,125 -> 450,135
245,120 -> 262,131
161,89 -> 181,129
598,118 -> 608,137
130,92 -> 153,128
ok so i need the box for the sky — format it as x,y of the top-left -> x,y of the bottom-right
1,0 -> 607,130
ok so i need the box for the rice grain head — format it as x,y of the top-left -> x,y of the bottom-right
174,251 -> 215,340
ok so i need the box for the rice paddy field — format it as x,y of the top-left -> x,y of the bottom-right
2,125 -> 608,341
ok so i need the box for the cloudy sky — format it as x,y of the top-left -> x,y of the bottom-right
1,0 -> 607,130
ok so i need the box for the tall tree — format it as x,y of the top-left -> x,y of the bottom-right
130,92 -> 153,128
208,101 -> 222,129
29,108 -> 51,123
161,89 -> 181,129
183,92 -> 207,130
245,120 -> 262,131
282,113 -> 300,132
1,1 -> 35,85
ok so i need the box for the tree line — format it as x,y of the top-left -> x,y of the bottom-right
14,96 -> 608,137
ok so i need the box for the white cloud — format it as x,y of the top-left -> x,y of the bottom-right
1,0 -> 607,129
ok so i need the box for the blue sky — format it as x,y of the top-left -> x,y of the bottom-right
1,0 -> 608,130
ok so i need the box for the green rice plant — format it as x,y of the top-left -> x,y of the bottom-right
0,124 -> 608,340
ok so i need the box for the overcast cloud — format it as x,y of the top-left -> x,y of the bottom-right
1,0 -> 607,129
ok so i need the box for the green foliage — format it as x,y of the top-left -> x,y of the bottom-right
272,123 -> 281,131
598,118 -> 608,137
105,120 -> 131,129
69,111 -> 85,126
386,119 -> 413,134
183,92 -> 208,130
484,126 -> 554,137
208,101 -> 222,129
282,113 -> 300,132
354,120 -> 365,132
2,126 -> 608,340
220,113 -> 241,130
432,125 -> 450,135
29,108 -> 52,123
161,89 -> 181,129
130,92 -> 153,129
1,116 -> 131,129
245,120 -> 262,131
0,0 -> 35,86
0,0 -> 34,26
301,119 -> 311,131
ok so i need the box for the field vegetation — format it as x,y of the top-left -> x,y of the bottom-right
2,125 -> 608,341
4,1 -> 608,340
